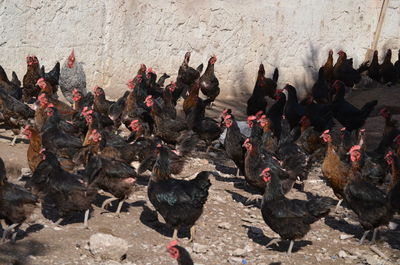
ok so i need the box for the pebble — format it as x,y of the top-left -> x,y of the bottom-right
192,243 -> 208,254
338,250 -> 347,258
232,248 -> 247,257
218,222 -> 232,230
241,217 -> 256,223
228,257 -> 244,264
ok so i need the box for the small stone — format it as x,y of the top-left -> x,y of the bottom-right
232,248 -> 246,257
241,217 -> 256,223
338,250 -> 347,258
340,234 -> 354,240
89,233 -> 129,261
218,222 -> 231,230
192,243 -> 208,254
53,226 -> 62,231
228,257 -> 244,264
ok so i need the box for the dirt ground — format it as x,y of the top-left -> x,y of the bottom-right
0,83 -> 400,265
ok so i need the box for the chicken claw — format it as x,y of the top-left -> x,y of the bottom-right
266,238 -> 280,248
359,230 -> 370,245
245,194 -> 263,206
101,197 -> 118,210
287,240 -> 294,255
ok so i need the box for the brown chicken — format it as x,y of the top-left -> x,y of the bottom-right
22,55 -> 41,103
200,55 -> 219,106
379,49 -> 397,85
295,116 -> 325,162
36,77 -> 55,97
22,125 -> 42,172
38,92 -> 76,121
321,130 -> 350,210
323,49 -> 334,83
183,80 -> 201,116
93,86 -> 114,116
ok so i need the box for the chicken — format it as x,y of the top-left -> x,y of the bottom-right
283,85 -> 305,130
22,125 -> 43,172
0,65 -> 22,100
379,49 -> 397,85
0,85 -> 35,145
147,95 -> 188,145
40,61 -> 60,90
185,95 -> 222,153
148,144 -> 212,241
183,80 -> 201,116
260,168 -> 335,254
162,82 -> 178,119
93,86 -> 114,116
258,115 -> 278,154
72,88 -> 94,111
22,55 -> 41,103
331,80 -> 377,132
221,111 -> 246,176
333,51 -> 362,87
321,130 -> 350,210
85,153 -> 137,216
199,55 -> 219,106
246,64 -> 279,115
38,92 -> 76,121
295,116 -> 325,160
166,240 -> 194,265
370,108 -> 399,160
266,89 -> 286,140
367,50 -> 381,82
243,137 -> 294,194
175,51 -> 203,102
394,49 -> 400,80
36,77 -> 54,96
41,106 -> 82,162
301,95 -> 334,132
0,157 -> 38,242
312,67 -> 331,104
343,146 -> 399,244
385,151 -> 400,213
157,73 -> 170,87
323,49 -> 334,83
30,150 -> 96,227
59,49 -> 87,103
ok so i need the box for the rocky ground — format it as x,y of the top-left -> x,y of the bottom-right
0,83 -> 400,265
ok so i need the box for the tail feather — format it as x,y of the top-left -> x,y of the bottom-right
361,100 -> 378,119
189,171 -> 212,207
272,68 -> 279,83
308,196 -> 336,219
177,131 -> 199,156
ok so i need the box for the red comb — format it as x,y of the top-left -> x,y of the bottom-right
340,127 -> 346,131
156,144 -> 162,148
47,103 -> 54,108
247,116 -> 257,121
167,240 -> 178,249
261,168 -> 271,174
349,145 -> 361,153
224,114 -> 232,120
323,130 -> 330,134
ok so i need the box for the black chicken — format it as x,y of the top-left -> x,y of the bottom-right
148,145 -> 212,241
331,80 -> 377,132
261,168 -> 335,254
200,55 -> 219,106
0,158 -> 38,242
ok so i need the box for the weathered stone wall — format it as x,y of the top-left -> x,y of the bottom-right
0,0 -> 399,99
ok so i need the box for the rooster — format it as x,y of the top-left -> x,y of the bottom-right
175,51 -> 203,102
59,49 -> 87,103
148,144 -> 212,241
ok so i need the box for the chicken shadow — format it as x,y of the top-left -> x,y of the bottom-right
0,239 -> 47,264
212,171 -> 243,184
242,224 -> 312,254
225,190 -> 261,208
0,223 -> 44,243
92,193 -> 131,214
139,204 -> 182,239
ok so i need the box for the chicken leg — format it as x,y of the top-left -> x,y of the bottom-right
101,197 -> 118,210
359,230 -> 370,245
287,240 -> 295,255
189,226 -> 196,242
10,135 -> 18,146
172,228 -> 178,241
83,209 -> 90,229
370,228 -> 378,245
335,199 -> 343,213
115,200 -> 125,217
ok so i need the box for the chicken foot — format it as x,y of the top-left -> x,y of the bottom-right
10,135 -> 18,146
266,238 -> 280,248
245,194 -> 263,206
1,222 -> 19,243
101,197 -> 118,210
115,200 -> 125,217
334,199 -> 343,213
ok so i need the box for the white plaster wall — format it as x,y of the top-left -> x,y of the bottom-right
0,0 -> 398,99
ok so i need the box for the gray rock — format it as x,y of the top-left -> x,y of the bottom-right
89,233 -> 129,261
192,243 -> 208,254
228,257 -> 244,264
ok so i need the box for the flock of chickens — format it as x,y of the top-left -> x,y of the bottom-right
0,47 -> 399,264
